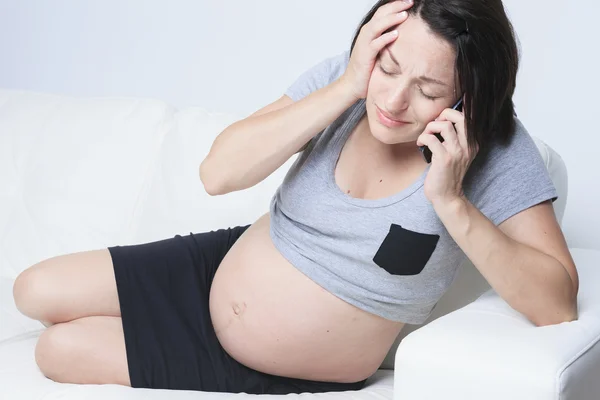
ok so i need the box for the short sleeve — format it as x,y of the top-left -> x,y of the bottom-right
285,51 -> 350,102
465,119 -> 559,226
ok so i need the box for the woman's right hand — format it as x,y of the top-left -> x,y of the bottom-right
341,0 -> 413,101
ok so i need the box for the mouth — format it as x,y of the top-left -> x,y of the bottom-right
375,105 -> 410,128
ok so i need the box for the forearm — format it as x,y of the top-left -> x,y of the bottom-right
200,78 -> 358,195
433,196 -> 577,326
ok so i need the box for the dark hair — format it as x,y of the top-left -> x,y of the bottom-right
350,0 -> 520,158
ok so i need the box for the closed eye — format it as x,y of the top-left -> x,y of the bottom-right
418,87 -> 437,100
377,57 -> 440,100
377,58 -> 394,76
379,64 -> 394,76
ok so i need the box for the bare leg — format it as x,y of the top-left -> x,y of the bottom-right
13,249 -> 121,326
35,316 -> 131,386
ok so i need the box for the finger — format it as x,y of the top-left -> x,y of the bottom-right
365,11 -> 407,61
373,0 -> 414,20
417,131 -> 447,161
369,10 -> 408,40
419,121 -> 459,148
437,124 -> 462,155
436,109 -> 467,150
436,108 -> 463,123
370,30 -> 399,55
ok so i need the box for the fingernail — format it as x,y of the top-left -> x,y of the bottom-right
403,0 -> 413,4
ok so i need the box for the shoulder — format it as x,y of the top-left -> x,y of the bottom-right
463,117 -> 558,225
472,117 -> 538,170
285,50 -> 351,102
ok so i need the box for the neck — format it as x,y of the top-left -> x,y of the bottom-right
354,116 -> 426,168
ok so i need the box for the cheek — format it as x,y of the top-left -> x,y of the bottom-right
413,104 -> 445,126
366,77 -> 382,98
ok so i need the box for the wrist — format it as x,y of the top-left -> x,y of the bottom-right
431,194 -> 468,214
335,75 -> 361,104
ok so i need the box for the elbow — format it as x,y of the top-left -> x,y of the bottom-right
531,301 -> 579,327
533,314 -> 578,327
199,159 -> 227,196
525,272 -> 580,327
203,181 -> 224,197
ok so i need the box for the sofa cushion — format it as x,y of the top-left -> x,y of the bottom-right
127,106 -> 298,245
0,89 -> 175,278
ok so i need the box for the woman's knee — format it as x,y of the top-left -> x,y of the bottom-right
13,249 -> 120,324
35,323 -> 76,382
13,261 -> 52,320
34,317 -> 131,386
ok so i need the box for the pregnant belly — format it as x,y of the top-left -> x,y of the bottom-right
208,213 -> 404,383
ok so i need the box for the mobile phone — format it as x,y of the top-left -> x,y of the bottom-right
419,98 -> 464,164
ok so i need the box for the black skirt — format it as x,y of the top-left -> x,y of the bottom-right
108,225 -> 368,394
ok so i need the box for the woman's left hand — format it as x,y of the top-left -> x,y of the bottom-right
416,107 -> 479,206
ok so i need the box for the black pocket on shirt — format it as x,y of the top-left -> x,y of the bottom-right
373,224 -> 440,276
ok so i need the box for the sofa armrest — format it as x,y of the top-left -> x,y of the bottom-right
393,248 -> 600,400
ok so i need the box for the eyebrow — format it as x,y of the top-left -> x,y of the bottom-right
384,48 -> 449,87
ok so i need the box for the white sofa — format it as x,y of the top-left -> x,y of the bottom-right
1,88 -> 599,400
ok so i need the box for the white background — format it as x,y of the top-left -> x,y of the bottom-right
1,0 -> 598,250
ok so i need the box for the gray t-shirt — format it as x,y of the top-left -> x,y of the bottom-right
269,51 -> 558,324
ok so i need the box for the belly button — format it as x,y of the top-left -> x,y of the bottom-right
232,301 -> 247,316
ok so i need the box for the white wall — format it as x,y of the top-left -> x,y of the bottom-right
0,0 -> 374,115
1,0 -> 598,250
501,0 -> 599,250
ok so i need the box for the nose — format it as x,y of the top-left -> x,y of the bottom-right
385,83 -> 410,112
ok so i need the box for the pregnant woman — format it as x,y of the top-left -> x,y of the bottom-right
13,0 -> 578,395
